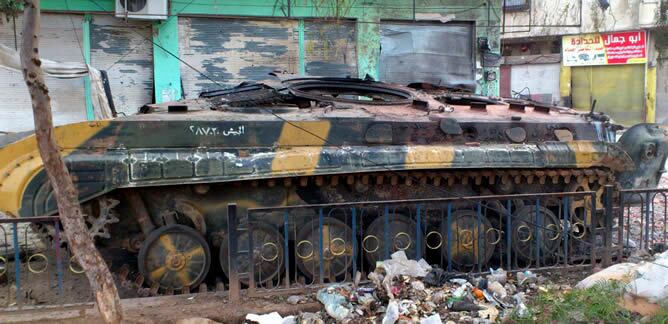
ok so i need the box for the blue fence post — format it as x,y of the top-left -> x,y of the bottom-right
416,204 -> 422,260
603,185 -> 614,267
12,223 -> 20,305
352,207 -> 357,277
226,204 -> 241,301
318,208 -> 324,284
535,199 -> 541,268
590,192 -> 598,265
506,200 -> 512,270
383,205 -> 390,260
447,203 -> 452,272
563,198 -> 570,265
476,202 -> 482,274
283,210 -> 290,289
54,221 -> 63,296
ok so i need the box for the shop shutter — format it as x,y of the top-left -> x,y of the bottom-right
572,65 -> 645,126
303,20 -> 357,77
179,18 -> 299,99
379,23 -> 474,90
510,63 -> 561,104
90,15 -> 154,116
0,14 -> 87,132
656,55 -> 668,124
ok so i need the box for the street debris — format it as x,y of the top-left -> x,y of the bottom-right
288,295 -> 306,305
301,251 -> 539,323
576,249 -> 668,315
246,311 -> 296,324
176,318 -> 221,324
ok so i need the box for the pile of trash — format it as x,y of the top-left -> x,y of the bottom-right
308,251 -> 541,323
576,249 -> 668,316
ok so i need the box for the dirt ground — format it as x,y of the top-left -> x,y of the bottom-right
1,292 -> 321,323
0,267 -> 596,323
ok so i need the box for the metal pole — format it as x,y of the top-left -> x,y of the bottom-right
12,223 -> 20,306
283,210 -> 290,289
54,221 -> 63,296
603,185 -> 614,267
226,204 -> 240,301
352,207 -> 357,277
590,192 -> 597,267
506,200 -> 512,269
416,204 -> 422,260
447,203 -> 452,272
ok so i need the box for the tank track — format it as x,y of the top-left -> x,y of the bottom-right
105,167 -> 614,297
245,168 -> 615,188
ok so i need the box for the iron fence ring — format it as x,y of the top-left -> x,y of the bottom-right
69,256 -> 85,274
362,235 -> 380,253
572,222 -> 587,239
425,231 -> 443,250
0,256 -> 6,276
296,240 -> 314,259
260,242 -> 279,262
27,253 -> 48,274
517,225 -> 532,242
393,232 -> 412,251
486,228 -> 502,245
330,238 -> 347,256
546,223 -> 561,241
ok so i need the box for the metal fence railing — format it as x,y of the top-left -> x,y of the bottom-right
4,185 -> 668,304
0,217 -> 92,308
618,188 -> 668,253
228,191 -> 603,297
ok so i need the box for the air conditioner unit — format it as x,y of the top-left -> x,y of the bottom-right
115,0 -> 168,20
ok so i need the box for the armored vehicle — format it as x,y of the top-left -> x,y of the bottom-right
1,75 -> 666,291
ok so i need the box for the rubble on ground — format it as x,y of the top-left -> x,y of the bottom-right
297,251 -> 546,323
576,249 -> 668,316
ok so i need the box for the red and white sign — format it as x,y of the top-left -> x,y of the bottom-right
563,31 -> 647,66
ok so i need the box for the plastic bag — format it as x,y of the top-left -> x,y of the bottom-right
246,312 -> 296,324
382,300 -> 399,324
420,314 -> 442,324
380,251 -> 432,278
316,286 -> 352,321
627,250 -> 668,303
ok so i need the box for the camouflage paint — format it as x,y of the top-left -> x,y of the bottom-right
0,114 -> 646,218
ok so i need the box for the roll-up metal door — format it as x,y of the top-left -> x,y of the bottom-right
90,15 -> 153,115
303,20 -> 357,77
572,65 -> 645,126
656,56 -> 668,124
179,18 -> 299,98
379,23 -> 474,89
0,14 -> 86,132
510,63 -> 561,104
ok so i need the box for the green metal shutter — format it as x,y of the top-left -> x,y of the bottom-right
572,65 -> 645,126
178,17 -> 299,98
303,20 -> 357,77
90,15 -> 154,115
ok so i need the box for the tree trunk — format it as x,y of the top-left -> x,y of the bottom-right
20,1 -> 123,322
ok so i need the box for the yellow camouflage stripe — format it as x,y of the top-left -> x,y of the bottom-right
0,121 -> 108,217
271,121 -> 331,175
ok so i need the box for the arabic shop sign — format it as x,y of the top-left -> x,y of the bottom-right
562,31 -> 646,66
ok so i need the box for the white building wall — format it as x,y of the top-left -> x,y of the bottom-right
502,0 -> 662,40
